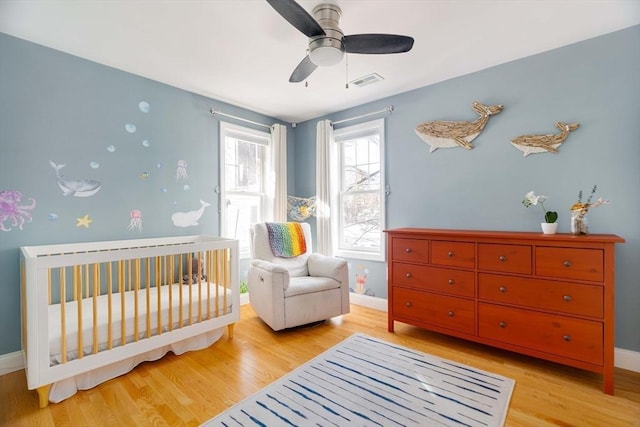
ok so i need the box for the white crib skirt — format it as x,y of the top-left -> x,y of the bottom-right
48,327 -> 224,403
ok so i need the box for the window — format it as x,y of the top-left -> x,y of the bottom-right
332,119 -> 385,261
220,122 -> 272,258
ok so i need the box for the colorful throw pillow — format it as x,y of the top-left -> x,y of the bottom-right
265,222 -> 307,258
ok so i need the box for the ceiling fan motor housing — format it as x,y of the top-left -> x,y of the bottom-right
308,4 -> 344,66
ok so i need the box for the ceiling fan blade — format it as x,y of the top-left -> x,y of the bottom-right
266,0 -> 326,38
289,55 -> 318,83
344,34 -> 415,54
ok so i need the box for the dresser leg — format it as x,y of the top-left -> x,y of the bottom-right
603,372 -> 614,395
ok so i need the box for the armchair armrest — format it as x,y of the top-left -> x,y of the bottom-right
307,253 -> 348,284
250,259 -> 289,275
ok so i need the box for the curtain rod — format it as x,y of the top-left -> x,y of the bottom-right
210,108 -> 272,130
331,105 -> 394,126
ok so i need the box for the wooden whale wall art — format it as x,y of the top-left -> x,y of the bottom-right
510,122 -> 580,157
414,102 -> 504,153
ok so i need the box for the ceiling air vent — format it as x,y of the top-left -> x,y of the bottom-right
350,73 -> 384,88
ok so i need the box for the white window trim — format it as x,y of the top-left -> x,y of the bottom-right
219,121 -> 272,259
331,118 -> 386,262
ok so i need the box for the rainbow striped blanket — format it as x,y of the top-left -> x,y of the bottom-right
265,222 -> 307,258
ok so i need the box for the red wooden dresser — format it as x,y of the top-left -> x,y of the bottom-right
386,228 -> 625,394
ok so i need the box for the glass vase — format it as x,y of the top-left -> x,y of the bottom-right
570,209 -> 588,235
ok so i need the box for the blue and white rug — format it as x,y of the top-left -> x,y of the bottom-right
203,333 -> 514,427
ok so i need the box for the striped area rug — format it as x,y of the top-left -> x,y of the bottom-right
203,333 -> 514,427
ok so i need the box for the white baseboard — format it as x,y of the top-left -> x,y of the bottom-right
2,295 -> 637,375
0,351 -> 23,376
240,292 -> 250,306
349,293 -> 640,373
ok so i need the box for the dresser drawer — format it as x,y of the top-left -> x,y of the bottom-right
535,247 -> 604,282
478,303 -> 603,365
478,243 -> 532,274
393,287 -> 475,334
391,237 -> 429,263
431,241 -> 475,268
478,273 -> 603,318
393,263 -> 474,297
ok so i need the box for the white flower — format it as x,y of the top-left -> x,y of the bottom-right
523,191 -> 548,207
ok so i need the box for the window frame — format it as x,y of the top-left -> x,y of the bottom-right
331,118 -> 386,261
219,121 -> 272,259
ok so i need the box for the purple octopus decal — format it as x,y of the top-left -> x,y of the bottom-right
0,190 -> 36,231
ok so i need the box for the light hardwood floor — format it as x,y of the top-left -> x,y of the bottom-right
1,304 -> 639,426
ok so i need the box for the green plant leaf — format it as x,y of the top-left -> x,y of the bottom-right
545,211 -> 558,223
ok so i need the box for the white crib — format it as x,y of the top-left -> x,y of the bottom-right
20,235 -> 239,407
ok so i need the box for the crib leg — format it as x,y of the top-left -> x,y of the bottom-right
227,323 -> 235,339
36,384 -> 51,408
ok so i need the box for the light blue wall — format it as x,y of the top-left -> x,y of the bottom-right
293,26 -> 640,352
0,33 -> 286,355
1,26 -> 638,356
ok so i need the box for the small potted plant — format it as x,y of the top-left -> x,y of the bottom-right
522,191 -> 558,234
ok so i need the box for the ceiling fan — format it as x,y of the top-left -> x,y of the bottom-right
266,0 -> 415,83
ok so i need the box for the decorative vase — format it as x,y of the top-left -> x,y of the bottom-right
541,222 -> 558,235
570,209 -> 588,235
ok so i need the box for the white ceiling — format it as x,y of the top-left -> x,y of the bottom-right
1,1 -> 638,124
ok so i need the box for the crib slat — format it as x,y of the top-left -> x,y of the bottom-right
92,263 -> 99,354
168,255 -> 173,331
74,265 -> 83,359
107,261 -> 113,350
188,253 -> 193,325
60,268 -> 67,364
156,256 -> 161,336
119,260 -> 125,346
179,255 -> 184,328
134,258 -> 140,343
214,250 -> 220,318
206,251 -> 211,320
148,257 -> 153,338
197,252 -> 202,323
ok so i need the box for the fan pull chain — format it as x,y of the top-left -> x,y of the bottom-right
345,53 -> 349,89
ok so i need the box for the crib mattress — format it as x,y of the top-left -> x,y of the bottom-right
48,282 -> 232,365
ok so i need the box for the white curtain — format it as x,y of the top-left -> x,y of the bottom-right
271,124 -> 287,222
315,120 -> 333,255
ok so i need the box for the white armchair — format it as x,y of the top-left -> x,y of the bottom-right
247,222 -> 350,331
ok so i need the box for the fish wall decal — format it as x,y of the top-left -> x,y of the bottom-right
510,122 -> 580,157
49,161 -> 101,197
415,102 -> 504,153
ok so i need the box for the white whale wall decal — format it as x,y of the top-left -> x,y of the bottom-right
171,200 -> 211,227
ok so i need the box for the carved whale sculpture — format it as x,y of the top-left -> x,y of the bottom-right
510,122 -> 580,157
415,102 -> 504,152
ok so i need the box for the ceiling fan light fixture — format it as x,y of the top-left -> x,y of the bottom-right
309,38 -> 344,66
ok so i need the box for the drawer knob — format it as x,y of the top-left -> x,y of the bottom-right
499,255 -> 506,262
563,295 -> 572,302
563,260 -> 572,267
448,311 -> 455,317
499,286 -> 507,293
563,335 -> 572,342
405,248 -> 412,253
405,272 -> 412,278
499,321 -> 507,328
448,251 -> 454,257
448,279 -> 454,285
405,302 -> 412,308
